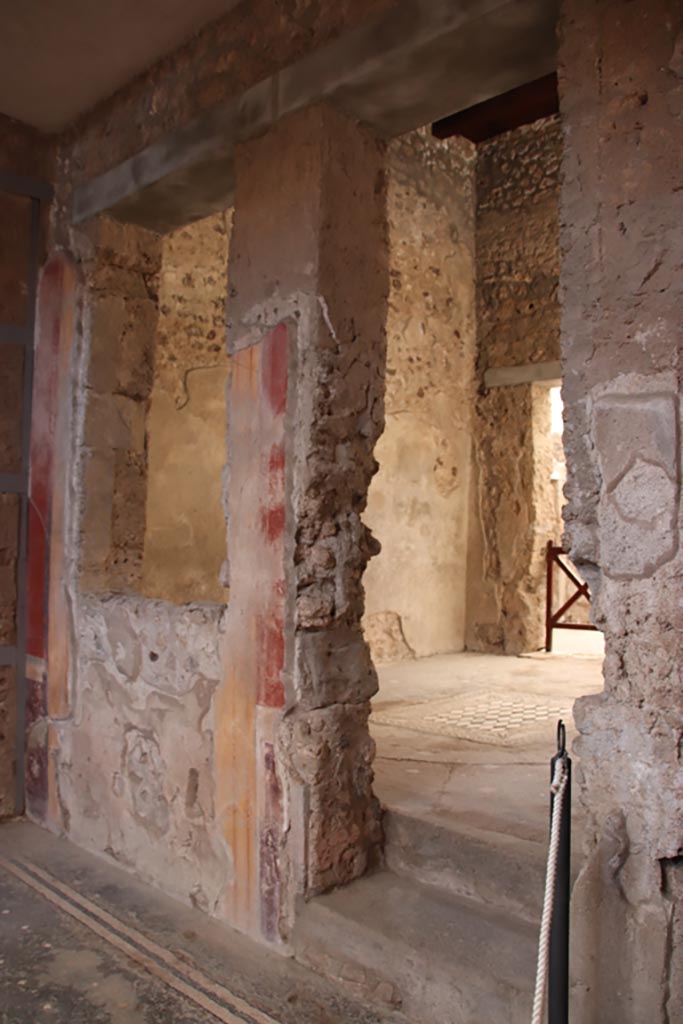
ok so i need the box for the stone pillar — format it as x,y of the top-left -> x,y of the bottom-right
217,104 -> 388,941
26,255 -> 78,827
559,1 -> 683,1019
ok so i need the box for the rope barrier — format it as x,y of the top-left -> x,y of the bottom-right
530,754 -> 569,1024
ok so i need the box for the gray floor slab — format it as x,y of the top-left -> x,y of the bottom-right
0,820 -> 398,1024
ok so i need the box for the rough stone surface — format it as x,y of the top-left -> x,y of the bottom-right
141,210 -> 231,605
467,384 -> 537,653
76,216 -> 161,593
558,2 -> 683,1020
467,117 -> 562,654
362,127 -> 477,661
476,118 -> 561,371
286,702 -> 380,894
227,104 -> 388,904
363,611 -> 414,665
49,593 -> 230,912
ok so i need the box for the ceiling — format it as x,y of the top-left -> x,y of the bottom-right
0,0 -> 242,133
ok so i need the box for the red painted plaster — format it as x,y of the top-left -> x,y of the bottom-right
26,259 -> 64,658
256,606 -> 285,708
260,323 -> 288,416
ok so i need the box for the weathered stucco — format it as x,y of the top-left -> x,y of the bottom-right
33,102 -> 388,944
222,104 -> 388,934
53,594 -> 231,911
466,116 -> 562,654
22,213 -> 235,913
77,215 -> 161,593
142,210 -> 231,605
363,128 -> 476,662
7,8 -> 681,1019
559,1 -> 683,1019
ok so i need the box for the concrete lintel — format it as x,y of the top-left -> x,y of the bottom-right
281,0 -> 557,140
73,78 -> 275,233
72,0 -> 557,234
484,361 -> 562,388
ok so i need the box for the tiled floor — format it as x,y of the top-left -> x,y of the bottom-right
372,689 -> 576,745
371,650 -> 603,842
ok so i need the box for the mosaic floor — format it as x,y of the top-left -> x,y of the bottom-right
371,689 -> 575,745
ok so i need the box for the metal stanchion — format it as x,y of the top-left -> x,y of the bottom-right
548,720 -> 571,1024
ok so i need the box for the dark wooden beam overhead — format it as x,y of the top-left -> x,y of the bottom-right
432,72 -> 558,144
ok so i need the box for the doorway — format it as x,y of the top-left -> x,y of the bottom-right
363,113 -> 603,848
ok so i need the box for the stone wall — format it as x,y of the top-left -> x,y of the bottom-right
559,1 -> 683,1019
362,128 -> 476,663
476,116 -> 561,371
31,103 -> 387,943
77,216 -> 161,592
141,210 -> 231,605
222,104 -> 388,935
28,213 -> 235,910
466,117 -> 562,654
52,594 -> 230,911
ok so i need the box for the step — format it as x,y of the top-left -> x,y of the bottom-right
293,869 -> 537,1024
384,808 -> 546,923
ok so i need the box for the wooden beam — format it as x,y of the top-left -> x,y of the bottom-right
433,73 -> 558,143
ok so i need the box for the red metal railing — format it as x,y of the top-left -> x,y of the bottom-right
545,542 -> 598,652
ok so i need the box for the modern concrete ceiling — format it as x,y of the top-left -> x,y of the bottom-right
0,0 -> 242,133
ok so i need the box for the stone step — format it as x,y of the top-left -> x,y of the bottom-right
294,869 -> 538,1024
384,808 -> 546,924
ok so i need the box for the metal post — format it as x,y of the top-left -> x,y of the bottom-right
545,540 -> 554,652
549,720 -> 571,1024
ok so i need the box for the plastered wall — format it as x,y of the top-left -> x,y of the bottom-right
78,216 -> 161,592
559,2 -> 683,1018
466,116 -> 563,654
24,213 -> 235,911
363,128 -> 477,662
141,211 -> 231,605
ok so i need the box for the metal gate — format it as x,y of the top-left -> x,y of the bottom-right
544,541 -> 597,653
